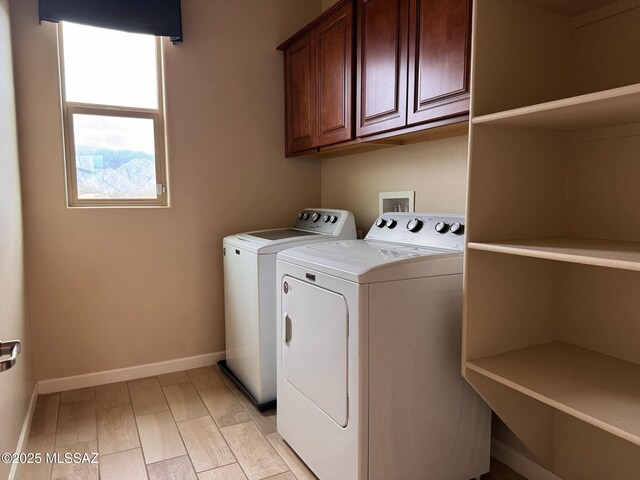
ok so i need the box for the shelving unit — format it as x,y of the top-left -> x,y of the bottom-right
464,0 -> 640,478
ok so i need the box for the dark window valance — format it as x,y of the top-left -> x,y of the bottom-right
39,0 -> 183,43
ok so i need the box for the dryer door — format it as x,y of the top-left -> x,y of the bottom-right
281,275 -> 349,427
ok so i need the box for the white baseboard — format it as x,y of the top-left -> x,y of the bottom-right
492,438 -> 562,480
37,350 -> 226,394
9,383 -> 39,480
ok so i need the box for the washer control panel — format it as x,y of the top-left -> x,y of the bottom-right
365,213 -> 465,251
292,209 -> 343,234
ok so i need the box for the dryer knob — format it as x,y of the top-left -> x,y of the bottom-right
386,219 -> 397,229
375,218 -> 387,228
303,213 -> 310,220
330,215 -> 338,223
298,212 -> 304,219
323,215 -> 330,223
407,218 -> 423,232
435,221 -> 449,233
312,213 -> 321,222
450,222 -> 464,235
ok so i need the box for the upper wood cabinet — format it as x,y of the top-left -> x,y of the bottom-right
278,0 -> 471,155
279,0 -> 354,156
356,0 -> 409,137
407,0 -> 471,125
356,0 -> 471,137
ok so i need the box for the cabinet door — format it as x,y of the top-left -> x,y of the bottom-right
407,0 -> 471,125
356,0 -> 409,137
316,2 -> 354,147
284,31 -> 317,155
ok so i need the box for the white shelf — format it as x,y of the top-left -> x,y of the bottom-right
468,237 -> 640,271
466,342 -> 640,447
472,84 -> 640,131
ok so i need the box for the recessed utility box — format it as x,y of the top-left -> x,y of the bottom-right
379,191 -> 415,215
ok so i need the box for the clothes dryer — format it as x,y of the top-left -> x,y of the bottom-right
276,213 -> 490,479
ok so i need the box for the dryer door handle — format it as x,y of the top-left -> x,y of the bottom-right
284,314 -> 292,345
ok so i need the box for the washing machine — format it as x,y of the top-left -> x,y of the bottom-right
276,212 -> 491,480
220,208 -> 356,409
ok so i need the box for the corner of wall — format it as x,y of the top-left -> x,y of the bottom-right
0,0 -> 37,477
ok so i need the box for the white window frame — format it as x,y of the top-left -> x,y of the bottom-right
58,23 -> 169,208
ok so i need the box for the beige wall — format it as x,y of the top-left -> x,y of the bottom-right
321,137 -> 470,233
11,0 -> 322,380
0,0 -> 35,476
321,0 -> 337,9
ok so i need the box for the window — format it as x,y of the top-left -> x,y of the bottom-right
59,22 -> 168,207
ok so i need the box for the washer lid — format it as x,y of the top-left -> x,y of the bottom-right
277,240 -> 463,283
222,209 -> 357,255
239,229 -> 319,241
224,229 -> 330,254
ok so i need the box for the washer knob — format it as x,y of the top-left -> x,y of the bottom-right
312,213 -> 321,222
435,221 -> 449,233
386,219 -> 397,229
298,212 -> 304,219
302,213 -> 310,220
330,215 -> 338,223
376,218 -> 387,228
323,215 -> 330,223
450,222 -> 464,235
407,218 -> 423,232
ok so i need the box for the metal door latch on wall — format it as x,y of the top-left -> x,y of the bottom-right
0,339 -> 21,372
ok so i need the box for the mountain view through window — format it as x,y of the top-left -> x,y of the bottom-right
72,114 -> 157,199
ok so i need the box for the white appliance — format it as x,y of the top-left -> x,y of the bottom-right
221,208 -> 356,409
276,213 -> 491,480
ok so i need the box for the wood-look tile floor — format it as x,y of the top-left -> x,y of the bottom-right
20,365 -> 525,480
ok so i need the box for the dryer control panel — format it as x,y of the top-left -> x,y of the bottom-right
365,213 -> 465,251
